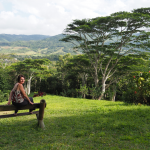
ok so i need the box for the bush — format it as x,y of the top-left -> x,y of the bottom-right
0,90 -> 9,103
33,91 -> 46,97
122,72 -> 150,104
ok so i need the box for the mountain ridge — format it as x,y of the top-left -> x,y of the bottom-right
0,34 -> 51,42
0,34 -> 75,56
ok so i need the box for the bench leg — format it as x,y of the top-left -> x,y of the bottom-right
38,99 -> 46,129
39,120 -> 45,129
36,112 -> 45,129
36,114 -> 39,125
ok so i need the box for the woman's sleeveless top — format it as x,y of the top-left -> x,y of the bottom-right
11,84 -> 24,103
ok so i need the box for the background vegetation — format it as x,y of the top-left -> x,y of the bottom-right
0,7 -> 150,104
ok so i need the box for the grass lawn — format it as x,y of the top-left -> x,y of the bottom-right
0,95 -> 150,150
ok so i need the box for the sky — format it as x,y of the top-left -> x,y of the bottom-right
0,0 -> 149,36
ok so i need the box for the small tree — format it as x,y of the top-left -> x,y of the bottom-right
9,58 -> 51,95
76,84 -> 88,98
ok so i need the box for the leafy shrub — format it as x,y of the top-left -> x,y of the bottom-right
76,84 -> 88,98
33,91 -> 46,97
122,72 -> 150,104
0,90 -> 10,103
89,85 -> 101,99
60,89 -> 77,97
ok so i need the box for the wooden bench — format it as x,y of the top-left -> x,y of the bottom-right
0,99 -> 46,129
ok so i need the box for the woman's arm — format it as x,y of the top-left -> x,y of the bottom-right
18,84 -> 33,104
7,90 -> 13,105
7,83 -> 18,105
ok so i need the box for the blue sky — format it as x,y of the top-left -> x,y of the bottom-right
0,0 -> 149,36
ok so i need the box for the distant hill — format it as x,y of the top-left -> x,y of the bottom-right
0,34 -> 75,56
0,34 -> 50,42
0,33 -> 145,58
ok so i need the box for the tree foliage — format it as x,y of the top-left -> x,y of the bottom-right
61,7 -> 150,99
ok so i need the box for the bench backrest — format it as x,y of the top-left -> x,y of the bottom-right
0,103 -> 40,111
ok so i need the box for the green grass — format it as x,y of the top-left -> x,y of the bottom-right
1,95 -> 150,150
0,46 -> 66,56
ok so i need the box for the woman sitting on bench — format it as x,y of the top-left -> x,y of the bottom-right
7,74 -> 34,115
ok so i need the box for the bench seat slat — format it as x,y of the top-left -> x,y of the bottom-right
0,111 -> 39,118
0,103 -> 40,111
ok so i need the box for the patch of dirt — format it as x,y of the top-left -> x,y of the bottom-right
0,111 -> 13,115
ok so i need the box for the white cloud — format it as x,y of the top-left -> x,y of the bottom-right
0,0 -> 149,35
0,2 -> 4,11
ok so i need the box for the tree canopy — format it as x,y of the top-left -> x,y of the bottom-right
61,7 -> 150,99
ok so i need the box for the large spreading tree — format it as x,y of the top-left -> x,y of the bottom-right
61,7 -> 150,100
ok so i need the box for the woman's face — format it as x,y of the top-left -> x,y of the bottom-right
19,77 -> 25,84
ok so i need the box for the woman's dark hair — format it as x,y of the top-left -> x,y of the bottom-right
17,75 -> 25,82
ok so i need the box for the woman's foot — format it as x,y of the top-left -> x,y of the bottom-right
29,111 -> 33,114
14,113 -> 17,116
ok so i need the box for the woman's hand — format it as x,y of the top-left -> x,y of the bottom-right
7,101 -> 11,105
29,101 -> 34,105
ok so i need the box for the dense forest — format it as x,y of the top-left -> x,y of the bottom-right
0,7 -> 150,105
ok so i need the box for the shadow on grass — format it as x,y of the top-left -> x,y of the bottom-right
1,106 -> 150,150
103,103 -> 128,106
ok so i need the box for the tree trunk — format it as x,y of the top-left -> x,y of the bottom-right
27,80 -> 31,95
39,77 -> 41,91
94,72 -> 99,87
24,84 -> 27,94
83,93 -> 86,98
111,83 -> 116,102
35,79 -> 37,91
112,91 -> 116,102
98,78 -> 106,100
79,73 -> 88,87
27,76 -> 32,95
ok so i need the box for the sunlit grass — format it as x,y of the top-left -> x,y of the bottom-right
0,46 -> 65,56
1,95 -> 150,150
